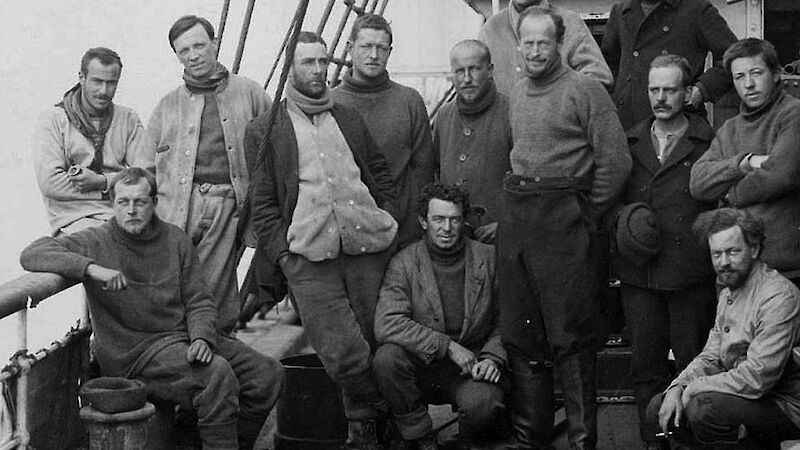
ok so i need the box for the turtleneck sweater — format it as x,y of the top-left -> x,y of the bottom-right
433,82 -> 512,226
426,236 -> 466,340
509,58 -> 630,215
331,70 -> 435,247
20,216 -> 218,377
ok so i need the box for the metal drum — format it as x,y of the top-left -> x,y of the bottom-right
274,353 -> 347,450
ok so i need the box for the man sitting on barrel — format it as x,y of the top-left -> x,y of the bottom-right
20,167 -> 284,450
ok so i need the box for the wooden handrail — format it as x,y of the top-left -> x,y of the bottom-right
0,272 -> 77,321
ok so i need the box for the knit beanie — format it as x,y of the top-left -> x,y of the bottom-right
616,203 -> 661,265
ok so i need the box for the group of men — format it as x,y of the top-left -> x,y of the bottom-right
21,0 -> 800,449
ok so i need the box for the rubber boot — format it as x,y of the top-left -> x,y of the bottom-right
508,352 -> 556,449
556,350 -> 597,450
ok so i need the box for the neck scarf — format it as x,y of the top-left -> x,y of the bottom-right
285,80 -> 334,116
183,62 -> 230,91
55,83 -> 113,173
425,234 -> 466,264
525,55 -> 566,86
110,215 -> 161,244
741,83 -> 783,119
342,69 -> 392,94
457,80 -> 498,116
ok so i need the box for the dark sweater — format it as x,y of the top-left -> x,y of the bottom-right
331,71 -> 435,247
427,237 -> 466,340
510,59 -> 631,215
193,90 -> 230,185
19,217 -> 217,377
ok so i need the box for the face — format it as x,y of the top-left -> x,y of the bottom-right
419,198 -> 464,250
648,66 -> 688,121
518,15 -> 559,79
731,54 -> 780,110
113,180 -> 156,236
708,226 -> 759,289
350,28 -> 392,81
172,23 -> 218,79
450,45 -> 494,104
79,59 -> 120,114
292,42 -> 329,98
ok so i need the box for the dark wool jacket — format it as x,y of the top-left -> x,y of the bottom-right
374,239 -> 506,368
611,114 -> 716,290
601,0 -> 738,129
249,101 -> 400,266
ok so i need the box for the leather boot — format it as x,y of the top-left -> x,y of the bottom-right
237,414 -> 267,450
508,353 -> 556,449
555,350 -> 597,450
345,419 -> 383,450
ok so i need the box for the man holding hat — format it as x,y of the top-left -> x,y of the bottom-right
610,54 -> 718,450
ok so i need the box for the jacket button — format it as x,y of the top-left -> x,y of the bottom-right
727,299 -> 733,305
180,177 -> 186,184
674,237 -> 682,245
185,151 -> 191,156
682,187 -> 689,194
640,186 -> 647,192
663,26 -> 669,32
434,315 -> 439,321
724,326 -> 730,333
677,215 -> 684,222
633,51 -> 640,57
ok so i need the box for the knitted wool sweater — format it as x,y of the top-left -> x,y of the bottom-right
20,217 -> 217,377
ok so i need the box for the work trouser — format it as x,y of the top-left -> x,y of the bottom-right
497,174 -> 601,449
134,336 -> 284,450
186,182 -> 240,333
280,245 -> 395,420
621,283 -> 716,443
373,343 -> 508,442
645,391 -> 800,449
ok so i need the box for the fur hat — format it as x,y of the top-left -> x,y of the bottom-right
616,203 -> 661,265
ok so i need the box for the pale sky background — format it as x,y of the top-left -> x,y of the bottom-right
0,0 -> 481,359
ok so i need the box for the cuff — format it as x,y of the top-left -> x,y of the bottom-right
434,333 -> 451,361
479,354 -> 505,370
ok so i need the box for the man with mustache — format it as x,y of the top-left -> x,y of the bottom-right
691,38 -> 800,285
373,183 -> 507,449
249,32 -> 399,449
499,7 -> 630,449
33,47 -> 149,235
332,13 -> 434,249
608,55 -> 717,450
601,0 -> 738,130
645,208 -> 800,449
432,40 -> 511,245
146,15 -> 271,334
478,0 -> 612,96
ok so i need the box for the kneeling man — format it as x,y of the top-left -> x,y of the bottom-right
646,208 -> 800,449
374,183 -> 507,449
20,168 -> 284,450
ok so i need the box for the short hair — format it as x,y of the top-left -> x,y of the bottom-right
292,31 -> 328,56
80,47 -> 122,75
450,39 -> 492,65
692,208 -> 765,253
348,13 -> 393,45
723,38 -> 781,75
516,6 -> 565,44
168,15 -> 215,52
109,167 -> 157,200
417,183 -> 470,219
650,54 -> 693,88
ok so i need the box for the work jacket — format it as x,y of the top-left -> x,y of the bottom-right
612,114 -> 716,290
374,239 -> 506,368
146,74 -> 270,230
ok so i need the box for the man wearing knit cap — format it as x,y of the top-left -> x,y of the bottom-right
478,0 -> 612,96
433,40 -> 511,245
249,32 -> 400,449
33,47 -> 149,235
609,54 -> 717,450
332,13 -> 434,249
146,15 -> 271,334
691,38 -> 800,285
374,183 -> 507,449
601,0 -> 738,130
499,7 -> 630,449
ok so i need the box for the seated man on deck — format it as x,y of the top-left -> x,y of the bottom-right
373,183 -> 508,449
20,167 -> 284,450
645,208 -> 800,449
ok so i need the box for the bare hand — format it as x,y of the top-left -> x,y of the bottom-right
86,264 -> 127,290
447,341 -> 476,377
658,385 -> 685,434
186,339 -> 213,365
69,167 -> 106,192
749,154 -> 769,169
471,359 -> 500,383
474,222 -> 498,244
685,85 -> 704,109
